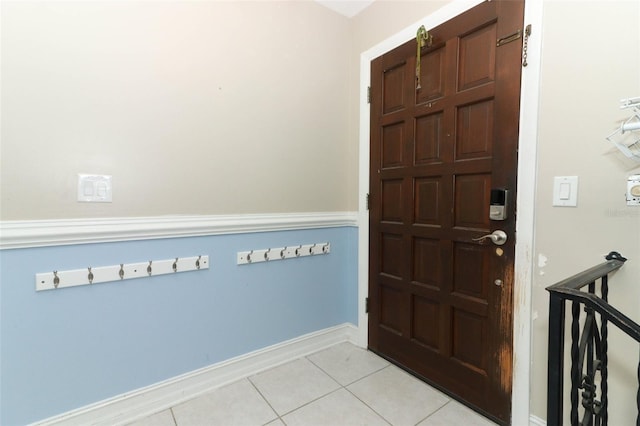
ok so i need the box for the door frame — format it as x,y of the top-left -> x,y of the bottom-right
356,1 -> 544,424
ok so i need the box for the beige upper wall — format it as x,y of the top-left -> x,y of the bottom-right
530,1 -> 640,422
1,1 -> 351,220
0,0 -> 453,220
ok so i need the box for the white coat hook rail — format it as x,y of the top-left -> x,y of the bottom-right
35,255 -> 209,291
237,242 -> 330,265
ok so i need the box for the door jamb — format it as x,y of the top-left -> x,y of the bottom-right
356,1 -> 543,424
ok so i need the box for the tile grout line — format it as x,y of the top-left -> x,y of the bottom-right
340,366 -> 394,426
256,352 -> 391,424
246,376 -> 284,426
343,386 -> 394,426
307,353 -> 394,426
412,399 -> 452,426
269,356 -> 344,420
169,407 -> 178,426
273,388 -> 338,422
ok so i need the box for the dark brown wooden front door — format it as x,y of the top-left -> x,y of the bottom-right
368,1 -> 525,424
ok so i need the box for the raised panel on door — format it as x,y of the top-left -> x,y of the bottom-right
458,22 -> 497,91
454,173 -> 491,230
415,112 -> 444,165
412,237 -> 441,287
411,295 -> 440,350
456,100 -> 494,161
414,177 -> 442,226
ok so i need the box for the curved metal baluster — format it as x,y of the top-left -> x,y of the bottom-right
571,301 -> 581,425
636,360 -> 639,426
601,275 -> 609,426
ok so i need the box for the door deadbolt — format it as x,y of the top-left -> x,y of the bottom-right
472,230 -> 508,246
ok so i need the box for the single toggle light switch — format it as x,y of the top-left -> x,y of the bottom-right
83,181 -> 94,197
553,176 -> 578,207
558,182 -> 571,200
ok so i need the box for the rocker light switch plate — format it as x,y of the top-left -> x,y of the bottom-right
553,176 -> 578,207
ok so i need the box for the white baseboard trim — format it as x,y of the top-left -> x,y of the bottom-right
530,414 -> 546,425
32,323 -> 359,426
0,212 -> 358,249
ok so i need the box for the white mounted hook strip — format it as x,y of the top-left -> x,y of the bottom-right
35,255 -> 209,291
237,243 -> 330,265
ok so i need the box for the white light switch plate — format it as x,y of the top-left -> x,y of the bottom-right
553,176 -> 578,207
78,174 -> 112,202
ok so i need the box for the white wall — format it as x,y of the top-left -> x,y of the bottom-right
1,1 -> 351,220
531,1 -> 640,422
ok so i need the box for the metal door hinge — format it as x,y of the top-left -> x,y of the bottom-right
365,297 -> 370,313
366,193 -> 370,210
367,86 -> 371,104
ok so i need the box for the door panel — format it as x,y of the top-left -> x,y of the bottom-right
368,1 -> 524,424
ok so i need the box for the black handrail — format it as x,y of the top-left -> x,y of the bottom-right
546,251 -> 639,426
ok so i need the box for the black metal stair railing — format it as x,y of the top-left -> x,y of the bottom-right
546,251 -> 640,426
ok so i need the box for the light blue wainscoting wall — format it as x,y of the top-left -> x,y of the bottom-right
0,226 -> 358,425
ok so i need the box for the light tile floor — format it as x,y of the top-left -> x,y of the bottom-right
129,342 -> 497,426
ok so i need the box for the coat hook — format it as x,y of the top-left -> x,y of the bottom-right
280,247 -> 287,259
247,250 -> 253,263
119,264 -> 125,279
88,267 -> 94,284
196,255 -> 201,270
309,244 -> 316,255
147,260 -> 153,276
295,246 -> 302,257
53,270 -> 60,288
172,258 -> 178,272
264,248 -> 271,261
322,243 -> 329,254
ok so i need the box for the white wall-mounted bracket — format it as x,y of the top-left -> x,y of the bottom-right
606,97 -> 640,161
